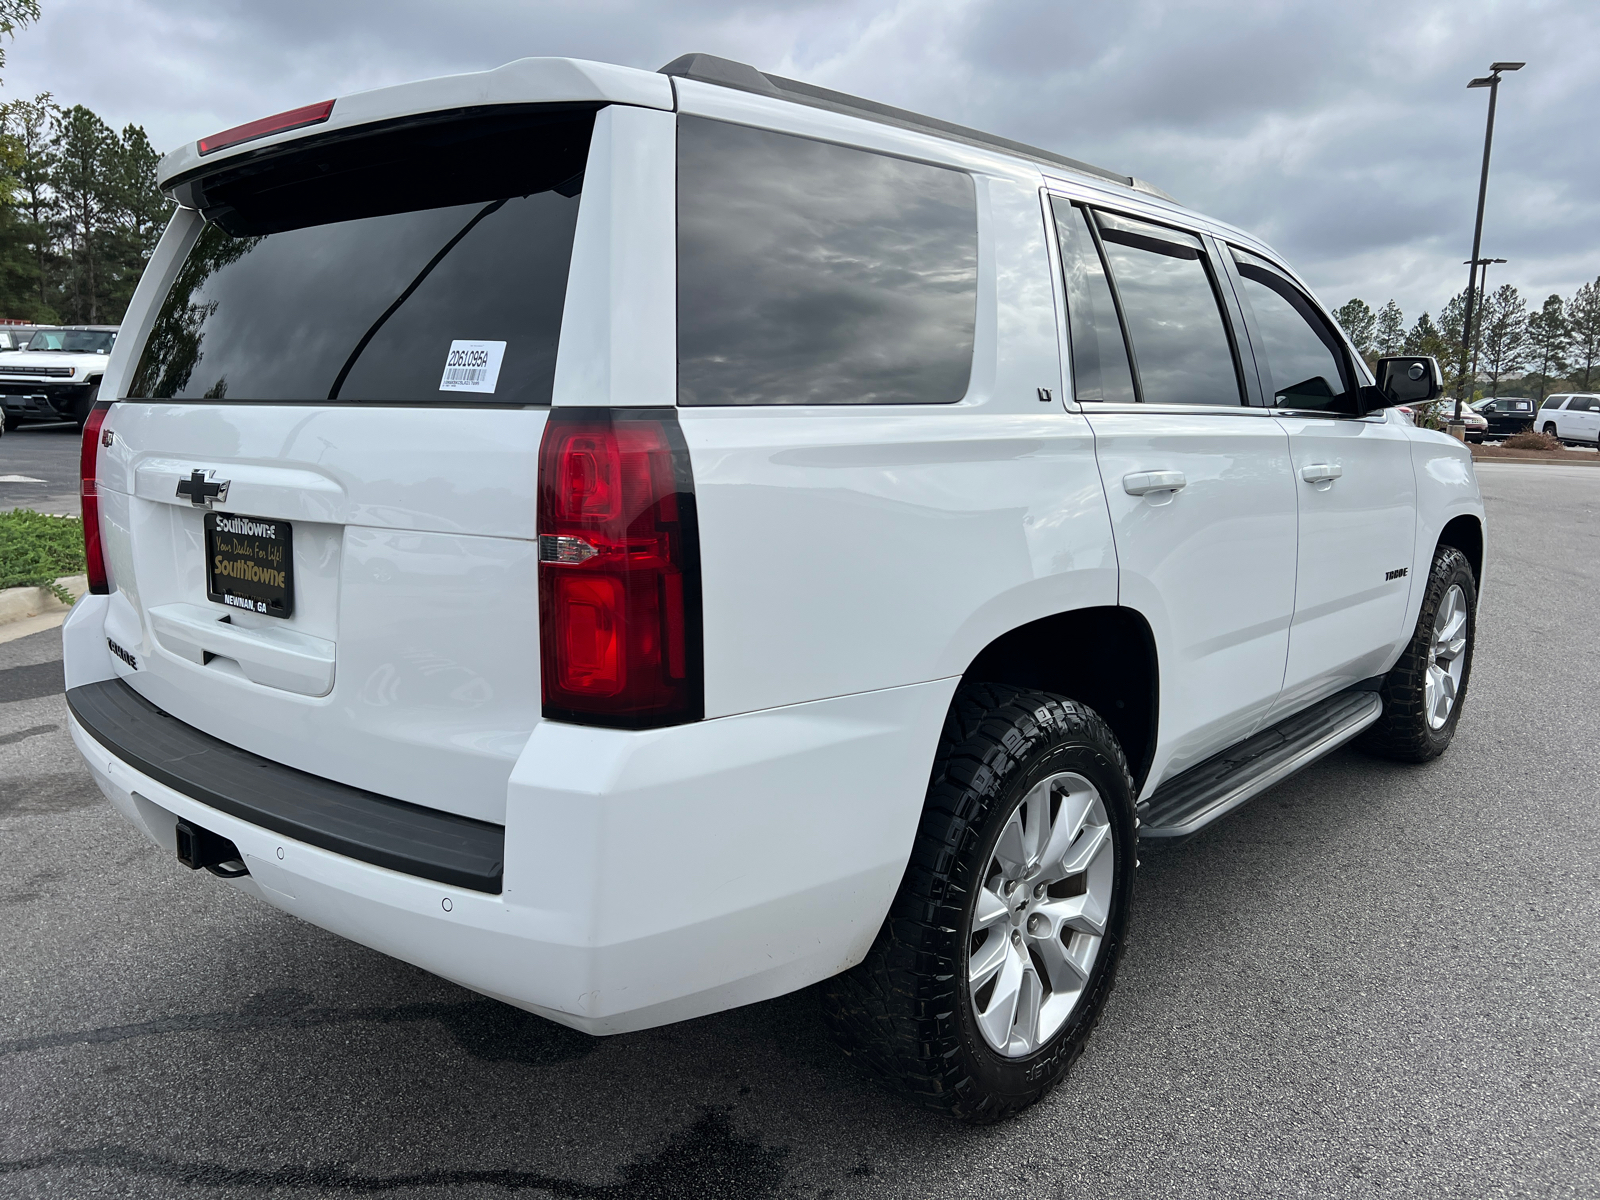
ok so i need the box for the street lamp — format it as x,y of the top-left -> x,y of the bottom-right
1454,61 -> 1524,427
1465,256 -> 1506,397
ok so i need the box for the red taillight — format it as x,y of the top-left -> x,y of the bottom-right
537,409 -> 702,728
198,99 -> 335,156
80,401 -> 112,595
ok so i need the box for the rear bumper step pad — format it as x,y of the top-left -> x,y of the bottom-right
1139,686 -> 1384,841
67,677 -> 504,893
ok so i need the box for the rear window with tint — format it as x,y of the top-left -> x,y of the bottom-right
128,108 -> 594,405
676,116 -> 978,406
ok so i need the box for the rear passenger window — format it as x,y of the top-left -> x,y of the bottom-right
1050,199 -> 1136,404
1093,210 -> 1242,406
676,116 -> 977,406
1230,247 -> 1356,414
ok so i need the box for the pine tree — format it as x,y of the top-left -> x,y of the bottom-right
1375,300 -> 1405,356
1438,289 -> 1471,395
1404,312 -> 1447,359
1568,279 -> 1600,391
1479,284 -> 1529,397
1333,298 -> 1376,357
50,104 -> 122,323
1,93 -> 60,319
1524,294 -> 1570,402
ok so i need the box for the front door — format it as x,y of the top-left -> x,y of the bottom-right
1225,246 -> 1417,717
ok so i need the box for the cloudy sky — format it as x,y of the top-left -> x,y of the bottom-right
7,0 -> 1597,325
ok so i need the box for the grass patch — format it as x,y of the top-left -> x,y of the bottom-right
0,508 -> 86,602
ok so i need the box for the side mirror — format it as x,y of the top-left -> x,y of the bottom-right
1368,356 -> 1443,409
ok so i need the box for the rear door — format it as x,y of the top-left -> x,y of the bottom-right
1055,200 -> 1299,780
92,105 -> 606,824
1566,395 -> 1600,442
1224,245 -> 1417,715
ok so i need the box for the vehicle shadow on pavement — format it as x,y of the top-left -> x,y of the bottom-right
1,737 -> 1405,1200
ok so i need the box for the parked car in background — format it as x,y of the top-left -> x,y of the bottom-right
0,326 -> 117,430
1539,394 -> 1600,446
0,324 -> 43,351
1470,396 -> 1535,439
1459,406 -> 1489,443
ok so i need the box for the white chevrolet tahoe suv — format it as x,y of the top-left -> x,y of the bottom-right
63,54 -> 1485,1122
0,325 -> 117,429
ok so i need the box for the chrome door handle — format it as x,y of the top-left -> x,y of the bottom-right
1300,463 -> 1342,483
1122,470 -> 1187,496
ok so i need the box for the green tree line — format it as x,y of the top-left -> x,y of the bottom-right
0,91 -> 170,324
1333,276 -> 1600,404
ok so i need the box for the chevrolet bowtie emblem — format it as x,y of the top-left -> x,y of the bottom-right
175,469 -> 229,507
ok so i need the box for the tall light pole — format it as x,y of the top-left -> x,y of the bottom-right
1466,255 -> 1506,398
1455,61 -> 1524,426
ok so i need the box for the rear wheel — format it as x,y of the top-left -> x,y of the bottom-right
1543,422 -> 1558,436
820,684 -> 1136,1122
1361,544 -> 1476,762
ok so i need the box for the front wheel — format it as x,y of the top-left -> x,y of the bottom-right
820,684 -> 1137,1122
1361,544 -> 1477,762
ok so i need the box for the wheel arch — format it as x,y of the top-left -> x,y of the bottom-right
958,606 -> 1159,791
1437,514 -> 1483,586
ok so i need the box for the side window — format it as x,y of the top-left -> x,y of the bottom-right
676,116 -> 978,406
1230,247 -> 1356,414
1050,198 -> 1136,404
1542,395 -> 1566,410
1092,210 -> 1243,406
1572,396 -> 1597,412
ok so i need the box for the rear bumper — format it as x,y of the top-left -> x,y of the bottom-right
67,610 -> 952,1034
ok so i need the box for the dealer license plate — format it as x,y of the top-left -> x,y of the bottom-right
205,512 -> 294,619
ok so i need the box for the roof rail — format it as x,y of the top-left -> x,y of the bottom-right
658,52 -> 1174,202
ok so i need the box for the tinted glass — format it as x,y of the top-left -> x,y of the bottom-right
677,116 -> 977,406
1051,199 -> 1136,404
1231,248 -> 1354,413
1572,396 -> 1596,411
29,330 -> 115,353
1094,211 -> 1241,406
129,111 -> 591,404
1542,396 -> 1566,409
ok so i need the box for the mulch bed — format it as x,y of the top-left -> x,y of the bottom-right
1471,444 -> 1600,466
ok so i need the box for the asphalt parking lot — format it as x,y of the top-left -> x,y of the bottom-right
1,461 -> 1597,1199
0,421 -> 80,516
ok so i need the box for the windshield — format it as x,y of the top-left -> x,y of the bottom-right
129,107 -> 593,405
28,330 -> 115,353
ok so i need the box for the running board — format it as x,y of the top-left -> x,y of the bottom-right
1138,688 -> 1383,841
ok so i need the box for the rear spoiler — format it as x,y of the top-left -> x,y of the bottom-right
158,57 -> 672,194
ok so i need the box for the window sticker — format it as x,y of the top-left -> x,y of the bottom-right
439,340 -> 507,393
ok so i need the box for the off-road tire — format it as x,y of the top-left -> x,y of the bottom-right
819,683 -> 1137,1122
1360,544 -> 1477,762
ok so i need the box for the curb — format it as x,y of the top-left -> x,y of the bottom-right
0,574 -> 89,627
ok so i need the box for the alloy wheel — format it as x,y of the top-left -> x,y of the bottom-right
1425,583 -> 1468,730
967,771 -> 1115,1057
